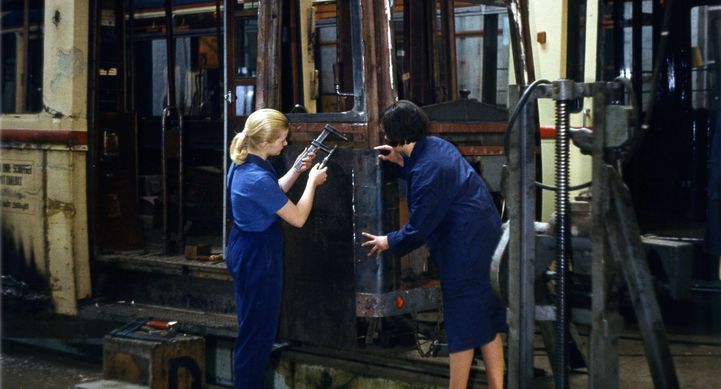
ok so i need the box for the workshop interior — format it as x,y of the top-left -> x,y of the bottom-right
1,0 -> 720,388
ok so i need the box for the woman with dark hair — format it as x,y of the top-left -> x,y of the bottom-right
362,100 -> 506,389
227,108 -> 328,388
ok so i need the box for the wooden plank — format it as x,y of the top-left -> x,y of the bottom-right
429,122 -> 507,133
458,145 -> 505,156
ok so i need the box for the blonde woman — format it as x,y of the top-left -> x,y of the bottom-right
226,108 -> 327,388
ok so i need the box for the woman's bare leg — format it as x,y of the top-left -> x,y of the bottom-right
481,333 -> 505,389
449,349 -> 474,389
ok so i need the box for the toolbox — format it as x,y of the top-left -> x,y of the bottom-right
103,320 -> 205,389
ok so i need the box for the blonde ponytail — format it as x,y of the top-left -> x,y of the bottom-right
229,131 -> 250,164
228,108 -> 289,165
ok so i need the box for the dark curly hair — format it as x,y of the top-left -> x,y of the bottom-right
379,100 -> 429,146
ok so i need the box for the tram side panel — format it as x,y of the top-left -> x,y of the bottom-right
1,0 -> 91,316
1,144 -> 91,316
277,119 -> 397,348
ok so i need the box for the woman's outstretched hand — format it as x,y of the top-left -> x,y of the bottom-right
361,232 -> 389,256
374,145 -> 403,167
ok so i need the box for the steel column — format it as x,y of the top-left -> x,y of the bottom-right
590,84 -> 621,389
506,85 -> 537,389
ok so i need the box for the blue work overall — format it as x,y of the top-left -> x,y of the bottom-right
226,155 -> 288,388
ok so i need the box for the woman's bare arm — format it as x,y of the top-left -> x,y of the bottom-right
276,164 -> 327,227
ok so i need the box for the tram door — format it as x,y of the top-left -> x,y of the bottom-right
95,0 -> 226,254
92,0 -> 144,251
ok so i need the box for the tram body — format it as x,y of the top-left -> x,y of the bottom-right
1,0 -> 91,315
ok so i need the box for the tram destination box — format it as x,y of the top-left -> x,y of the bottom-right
103,328 -> 205,389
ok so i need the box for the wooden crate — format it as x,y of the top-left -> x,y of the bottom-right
103,332 -> 205,389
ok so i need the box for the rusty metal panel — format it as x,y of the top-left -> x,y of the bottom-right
352,150 -> 399,295
278,146 -> 359,348
422,99 -> 509,190
355,286 -> 441,318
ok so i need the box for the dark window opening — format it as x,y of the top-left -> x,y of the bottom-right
1,0 -> 44,114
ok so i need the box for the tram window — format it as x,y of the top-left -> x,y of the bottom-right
132,35 -> 221,118
316,19 -> 339,112
233,15 -> 257,78
690,6 -> 721,110
282,0 -> 364,120
234,84 -> 254,116
0,0 -> 44,114
232,12 -> 257,116
455,11 -> 484,101
389,2 -> 509,106
622,1 -> 653,111
128,5 -> 223,118
599,1 -> 654,109
454,5 -> 509,105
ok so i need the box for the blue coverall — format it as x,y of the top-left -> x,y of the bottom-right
387,136 -> 506,353
226,154 -> 288,388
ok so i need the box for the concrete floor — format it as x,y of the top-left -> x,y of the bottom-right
530,330 -> 721,389
1,344 -> 103,389
2,326 -> 720,389
2,291 -> 720,389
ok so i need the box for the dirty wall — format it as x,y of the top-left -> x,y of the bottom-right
1,0 -> 91,315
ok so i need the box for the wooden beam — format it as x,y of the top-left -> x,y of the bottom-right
256,0 -> 282,108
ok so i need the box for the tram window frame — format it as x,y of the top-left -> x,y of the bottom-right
598,0 -> 654,109
690,5 -> 721,111
284,0 -> 365,123
453,5 -> 510,106
128,9 -> 224,119
232,8 -> 258,117
0,0 -> 44,114
388,2 -> 510,107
